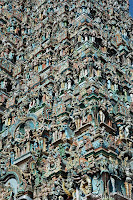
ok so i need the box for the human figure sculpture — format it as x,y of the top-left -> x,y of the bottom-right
99,109 -> 105,123
67,79 -> 72,89
75,115 -> 81,130
80,175 -> 92,195
124,124 -> 131,138
25,129 -> 30,139
26,140 -> 30,152
107,79 -> 111,90
92,175 -> 104,196
53,129 -> 58,142
124,157 -> 132,198
82,109 -> 87,125
84,66 -> 88,76
43,138 -> 47,152
119,126 -> 124,139
110,176 -> 116,193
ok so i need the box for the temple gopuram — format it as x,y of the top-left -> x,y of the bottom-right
0,0 -> 133,199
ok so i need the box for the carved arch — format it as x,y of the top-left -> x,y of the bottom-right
10,114 -> 37,137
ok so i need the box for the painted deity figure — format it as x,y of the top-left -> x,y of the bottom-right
107,79 -> 111,89
84,66 -> 88,76
80,175 -> 92,195
53,128 -> 58,142
124,120 -> 131,138
10,152 -> 14,165
92,175 -> 104,196
99,109 -> 105,123
75,115 -> 81,129
82,109 -> 87,125
67,79 -> 72,89
110,176 -> 116,193
119,125 -> 124,139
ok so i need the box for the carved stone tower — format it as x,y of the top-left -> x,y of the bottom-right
0,0 -> 133,199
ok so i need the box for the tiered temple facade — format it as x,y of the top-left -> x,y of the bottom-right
0,0 -> 133,199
